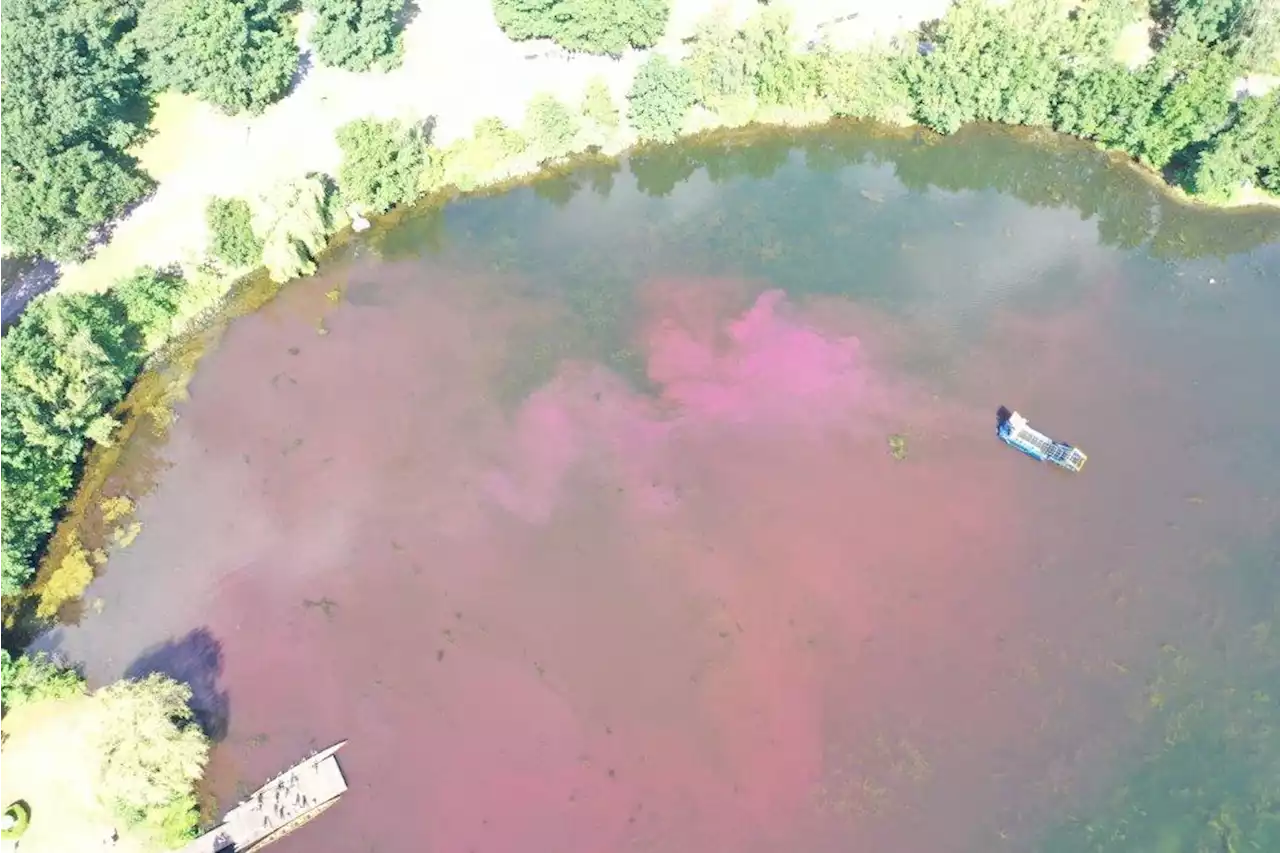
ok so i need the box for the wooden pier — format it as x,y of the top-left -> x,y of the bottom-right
182,741 -> 348,853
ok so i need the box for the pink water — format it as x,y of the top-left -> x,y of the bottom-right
44,241 -> 1270,852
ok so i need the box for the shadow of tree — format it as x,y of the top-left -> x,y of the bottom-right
126,627 -> 231,742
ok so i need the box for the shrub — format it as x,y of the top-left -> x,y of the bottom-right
581,76 -> 620,129
112,269 -> 186,352
627,54 -> 695,142
252,175 -> 332,282
0,650 -> 86,714
812,44 -> 914,124
1,801 -> 31,840
307,0 -> 409,72
335,118 -> 425,213
491,0 -> 670,56
206,197 -> 264,268
524,93 -> 580,159
439,118 -> 528,189
92,675 -> 210,847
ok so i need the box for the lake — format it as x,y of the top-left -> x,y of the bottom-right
37,123 -> 1280,852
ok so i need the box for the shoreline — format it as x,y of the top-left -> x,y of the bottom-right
7,0 -> 1280,622
5,0 -> 1277,317
14,113 -> 1280,629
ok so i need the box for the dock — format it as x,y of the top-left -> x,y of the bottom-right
182,741 -> 348,853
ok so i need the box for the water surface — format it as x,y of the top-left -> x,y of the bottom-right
40,124 -> 1280,852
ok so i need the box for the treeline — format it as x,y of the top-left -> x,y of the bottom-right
1,271 -> 186,596
620,0 -> 1280,201
0,0 -> 413,263
0,651 -> 210,847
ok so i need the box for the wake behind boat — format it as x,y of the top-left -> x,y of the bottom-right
182,741 -> 348,853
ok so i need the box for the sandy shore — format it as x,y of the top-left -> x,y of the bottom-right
44,0 -> 948,295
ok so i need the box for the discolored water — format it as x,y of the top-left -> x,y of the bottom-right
39,124 -> 1280,852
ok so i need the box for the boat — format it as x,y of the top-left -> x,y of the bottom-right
996,407 -> 1087,472
182,741 -> 348,853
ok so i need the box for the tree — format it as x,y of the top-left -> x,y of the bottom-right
91,674 -> 210,846
307,0 -> 408,72
113,269 -> 186,351
905,0 -> 1071,133
812,44 -> 914,125
491,0 -> 670,56
684,11 -> 752,110
0,269 -> 186,597
335,119 -> 425,213
206,197 -> 264,268
1189,90 -> 1280,197
0,0 -> 154,260
132,0 -> 299,115
581,76 -> 620,129
0,650 -> 86,714
742,6 -> 812,108
1235,0 -> 1280,71
252,175 -> 332,281
524,93 -> 580,158
627,54 -> 695,143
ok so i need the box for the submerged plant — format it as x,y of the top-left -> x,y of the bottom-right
888,434 -> 908,460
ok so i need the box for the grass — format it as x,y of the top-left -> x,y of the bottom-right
0,698 -> 151,853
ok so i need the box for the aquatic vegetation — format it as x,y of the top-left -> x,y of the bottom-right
1041,615 -> 1280,852
888,434 -> 909,460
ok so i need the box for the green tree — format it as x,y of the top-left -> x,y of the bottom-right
524,93 -> 580,158
812,44 -> 914,124
206,197 -> 264,268
1235,0 -> 1280,71
581,76 -> 620,129
92,674 -> 210,846
252,175 -> 332,281
627,54 -> 695,143
0,650 -> 86,714
307,0 -> 408,72
1188,90 -> 1280,197
684,11 -> 752,110
335,119 -> 425,213
0,291 -> 144,594
742,6 -> 812,108
1138,43 -> 1237,167
132,0 -> 299,115
113,269 -> 186,351
905,0 -> 1071,133
491,0 -> 670,56
0,0 -> 154,260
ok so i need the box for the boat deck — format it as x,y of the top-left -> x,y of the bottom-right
999,410 -> 1087,473
183,743 -> 347,853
